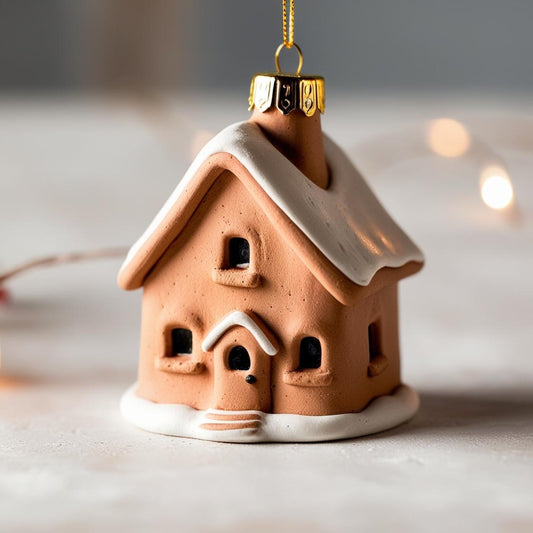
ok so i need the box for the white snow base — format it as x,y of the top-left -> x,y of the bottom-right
120,384 -> 419,443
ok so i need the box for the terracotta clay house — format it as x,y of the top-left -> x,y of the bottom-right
119,73 -> 424,442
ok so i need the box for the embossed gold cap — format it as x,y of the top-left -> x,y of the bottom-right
249,73 -> 325,117
248,43 -> 325,117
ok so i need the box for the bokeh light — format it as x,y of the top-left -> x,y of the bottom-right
428,118 -> 471,158
480,166 -> 514,210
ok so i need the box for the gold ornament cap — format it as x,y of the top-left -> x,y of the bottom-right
248,44 -> 325,116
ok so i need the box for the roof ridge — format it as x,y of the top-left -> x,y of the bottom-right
118,121 -> 424,292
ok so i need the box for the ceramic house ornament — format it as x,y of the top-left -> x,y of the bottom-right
119,28 -> 424,442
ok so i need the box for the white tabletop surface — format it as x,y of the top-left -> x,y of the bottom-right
0,92 -> 532,532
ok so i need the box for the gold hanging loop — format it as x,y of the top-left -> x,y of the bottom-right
274,42 -> 304,75
282,0 -> 295,49
277,0 -> 302,75
248,0 -> 325,116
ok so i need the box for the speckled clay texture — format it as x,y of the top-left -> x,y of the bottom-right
118,108 -> 423,441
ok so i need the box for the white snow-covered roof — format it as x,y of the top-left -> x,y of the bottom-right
119,121 -> 423,288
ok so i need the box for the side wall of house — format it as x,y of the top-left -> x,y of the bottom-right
271,283 -> 400,415
136,170 -> 401,415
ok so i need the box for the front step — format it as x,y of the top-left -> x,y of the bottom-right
198,409 -> 264,432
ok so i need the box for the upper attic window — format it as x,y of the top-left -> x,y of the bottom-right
229,238 -> 250,269
212,235 -> 259,288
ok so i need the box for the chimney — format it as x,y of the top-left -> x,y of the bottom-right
248,73 -> 329,189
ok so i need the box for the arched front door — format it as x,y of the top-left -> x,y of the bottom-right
212,328 -> 271,411
202,311 -> 277,412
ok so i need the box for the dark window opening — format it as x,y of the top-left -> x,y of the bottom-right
228,238 -> 250,269
299,337 -> 322,369
368,322 -> 381,362
170,328 -> 192,356
228,346 -> 251,370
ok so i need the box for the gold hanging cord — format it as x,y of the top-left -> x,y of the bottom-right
276,0 -> 303,75
282,0 -> 295,49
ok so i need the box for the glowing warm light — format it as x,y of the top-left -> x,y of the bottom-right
480,166 -> 514,210
428,118 -> 471,158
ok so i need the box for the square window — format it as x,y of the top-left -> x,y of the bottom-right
170,328 -> 192,356
228,238 -> 250,269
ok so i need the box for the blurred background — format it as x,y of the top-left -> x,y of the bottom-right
1,2 -> 532,532
2,0 -> 533,93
